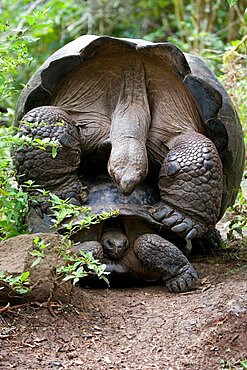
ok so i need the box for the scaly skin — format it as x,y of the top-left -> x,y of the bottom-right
108,60 -> 151,194
134,234 -> 198,292
100,226 -> 129,260
151,132 -> 223,239
15,61 -> 223,243
14,106 -> 87,204
77,225 -> 198,293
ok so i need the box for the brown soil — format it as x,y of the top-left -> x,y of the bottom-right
0,254 -> 246,370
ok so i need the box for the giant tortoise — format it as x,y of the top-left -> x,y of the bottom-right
58,175 -> 198,293
14,35 -> 245,242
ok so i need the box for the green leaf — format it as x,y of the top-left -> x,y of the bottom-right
32,236 -> 40,245
72,277 -> 80,284
30,250 -> 43,257
20,271 -> 30,281
16,287 -> 30,294
100,275 -> 110,287
25,15 -> 36,26
62,274 -> 76,282
31,257 -> 42,268
240,360 -> 247,369
244,9 -> 247,24
22,35 -> 40,43
52,146 -> 57,158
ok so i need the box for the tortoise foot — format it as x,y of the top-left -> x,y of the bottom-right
150,201 -> 207,239
192,228 -> 223,253
134,233 -> 198,292
164,265 -> 198,293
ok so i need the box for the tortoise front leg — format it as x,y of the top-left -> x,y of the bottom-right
14,106 -> 87,205
151,132 -> 223,240
134,234 -> 198,292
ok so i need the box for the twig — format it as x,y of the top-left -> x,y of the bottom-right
47,293 -> 56,317
0,302 -> 29,314
16,0 -> 45,31
0,302 -> 10,314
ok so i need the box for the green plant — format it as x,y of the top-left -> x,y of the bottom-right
49,192 -> 119,235
30,236 -> 50,267
240,360 -> 247,370
0,127 -> 29,240
0,2 -> 54,111
0,206 -> 114,298
28,193 -> 118,289
0,271 -> 30,294
29,235 -> 110,287
220,35 -> 247,242
28,189 -> 119,283
47,195 -> 118,286
227,201 -> 247,240
220,358 -> 247,369
221,36 -> 247,134
57,248 -> 109,286
0,125 -> 61,241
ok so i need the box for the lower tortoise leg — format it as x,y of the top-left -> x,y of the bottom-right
151,132 -> 223,240
14,106 -> 87,205
134,233 -> 198,292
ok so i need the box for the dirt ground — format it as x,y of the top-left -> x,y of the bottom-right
0,259 -> 246,369
0,225 -> 246,370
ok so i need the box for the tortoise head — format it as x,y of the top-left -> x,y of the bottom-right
100,220 -> 129,260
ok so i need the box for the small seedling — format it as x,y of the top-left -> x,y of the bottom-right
30,236 -> 50,267
49,192 -> 119,236
0,271 -> 31,295
57,249 -> 109,286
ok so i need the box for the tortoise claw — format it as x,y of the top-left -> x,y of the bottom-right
192,228 -> 223,253
151,205 -> 173,221
150,201 -> 207,239
164,265 -> 198,293
186,227 -> 198,240
162,215 -> 179,226
171,222 -> 189,233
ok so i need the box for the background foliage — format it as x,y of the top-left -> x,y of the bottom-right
0,0 -> 246,113
0,0 -> 246,240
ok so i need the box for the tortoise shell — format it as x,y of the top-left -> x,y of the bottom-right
15,36 -> 245,219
